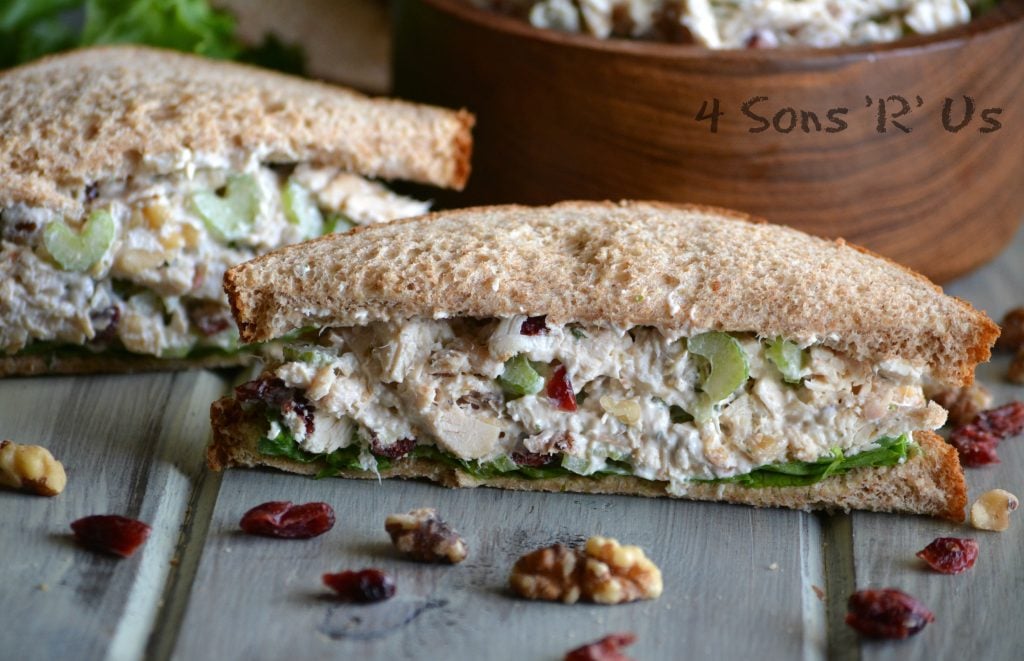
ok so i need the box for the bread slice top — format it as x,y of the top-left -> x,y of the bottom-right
0,46 -> 473,217
224,201 -> 998,385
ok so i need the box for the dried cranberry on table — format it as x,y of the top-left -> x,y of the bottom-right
239,501 -> 335,539
845,588 -> 934,639
947,401 -> 1024,467
916,537 -> 979,574
520,315 -> 548,336
370,437 -> 417,460
547,364 -> 578,412
70,515 -> 151,558
323,569 -> 396,603
565,633 -> 637,661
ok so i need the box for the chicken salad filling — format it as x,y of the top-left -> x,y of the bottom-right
0,162 -> 429,360
234,315 -> 946,491
475,0 -> 996,48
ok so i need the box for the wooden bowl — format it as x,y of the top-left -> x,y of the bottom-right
393,0 -> 1024,282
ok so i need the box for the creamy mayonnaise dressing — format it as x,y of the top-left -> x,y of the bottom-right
271,316 -> 946,491
0,163 -> 429,357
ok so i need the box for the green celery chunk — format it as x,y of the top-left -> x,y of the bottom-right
487,455 -> 519,473
688,331 -> 749,403
191,174 -> 260,242
282,179 -> 324,239
561,454 -> 593,475
766,337 -> 805,383
497,354 -> 543,398
323,212 -> 355,234
43,209 -> 116,271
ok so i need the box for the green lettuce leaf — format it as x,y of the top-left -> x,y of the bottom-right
1,0 -> 305,73
707,435 -> 913,488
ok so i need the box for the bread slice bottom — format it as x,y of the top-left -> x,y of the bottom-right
207,398 -> 967,521
0,351 -> 249,377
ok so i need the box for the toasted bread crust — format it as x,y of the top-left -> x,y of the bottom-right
0,46 -> 473,217
225,201 -> 997,385
208,398 -> 966,521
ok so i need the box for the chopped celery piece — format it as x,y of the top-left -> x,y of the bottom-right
569,325 -> 587,340
487,455 -> 519,473
282,345 -> 332,366
43,209 -> 116,271
323,211 -> 355,234
561,454 -> 594,475
160,344 -> 193,359
497,354 -> 543,398
766,337 -> 805,383
191,174 -> 260,242
282,179 -> 324,239
688,331 -> 749,403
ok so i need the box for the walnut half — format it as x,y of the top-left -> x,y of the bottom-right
509,536 -> 663,605
385,508 -> 468,564
0,440 -> 66,496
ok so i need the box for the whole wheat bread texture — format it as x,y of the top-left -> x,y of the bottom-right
208,398 -> 967,521
0,46 -> 473,217
225,201 -> 997,385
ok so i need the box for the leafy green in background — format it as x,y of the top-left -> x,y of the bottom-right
0,0 -> 304,73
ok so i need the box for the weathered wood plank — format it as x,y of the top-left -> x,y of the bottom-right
0,371 -> 227,661
174,472 -> 825,660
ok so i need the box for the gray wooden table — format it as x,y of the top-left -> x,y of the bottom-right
2,228 -> 1022,661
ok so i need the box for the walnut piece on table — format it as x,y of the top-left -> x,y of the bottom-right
509,536 -> 663,605
1007,348 -> 1024,385
385,507 -> 468,564
971,489 -> 1019,532
997,307 -> 1024,352
927,382 -> 992,427
0,440 -> 66,496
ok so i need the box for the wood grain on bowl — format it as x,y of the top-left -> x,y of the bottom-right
393,0 -> 1024,282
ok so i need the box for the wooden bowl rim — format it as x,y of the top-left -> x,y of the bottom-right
417,0 -> 1024,63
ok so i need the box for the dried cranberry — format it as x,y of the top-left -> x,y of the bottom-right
370,437 -> 417,460
187,301 -> 231,336
547,364 -> 577,412
512,451 -> 557,467
916,537 -> 979,575
282,399 -> 315,436
235,377 -> 291,407
948,401 -> 1024,467
90,306 -> 121,345
565,633 -> 637,661
235,377 -> 315,436
323,569 -> 396,603
845,588 -> 934,639
70,515 -> 151,558
520,316 -> 548,336
239,501 -> 335,539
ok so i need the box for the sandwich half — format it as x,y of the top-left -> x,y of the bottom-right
209,202 -> 997,520
0,46 -> 472,375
